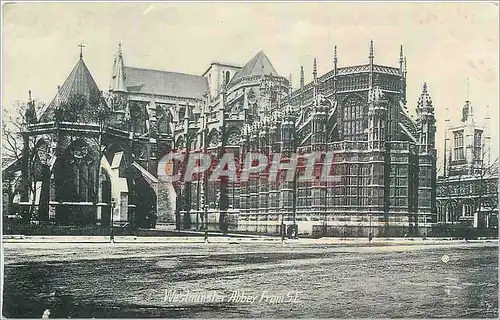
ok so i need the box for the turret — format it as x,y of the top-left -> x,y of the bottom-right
25,90 -> 37,124
281,106 -> 295,155
367,84 -> 387,150
312,93 -> 328,151
416,82 -> 436,154
416,82 -> 437,216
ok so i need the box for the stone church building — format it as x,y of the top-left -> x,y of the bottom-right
7,41 -> 440,236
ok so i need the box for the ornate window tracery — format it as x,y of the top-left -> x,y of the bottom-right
56,140 -> 95,203
341,94 -> 366,141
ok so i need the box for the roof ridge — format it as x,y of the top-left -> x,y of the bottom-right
124,65 -> 205,78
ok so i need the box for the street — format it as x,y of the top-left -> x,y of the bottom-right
2,242 -> 498,318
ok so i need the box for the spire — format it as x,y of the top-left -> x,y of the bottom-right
313,58 -> 318,99
334,45 -> 338,67
111,42 -> 127,93
369,40 -> 374,88
369,40 -> 374,62
288,73 -> 293,93
313,58 -> 318,80
118,41 -> 123,58
399,45 -> 404,71
417,82 -> 434,114
25,89 -> 37,124
300,66 -> 304,89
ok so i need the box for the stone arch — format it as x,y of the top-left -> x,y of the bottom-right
187,132 -> 198,150
54,139 -> 97,202
443,200 -> 460,223
53,139 -> 98,225
436,200 -> 444,223
98,167 -> 112,226
175,135 -> 185,149
461,198 -> 476,217
385,95 -> 400,138
32,138 -> 51,221
157,106 -> 172,135
129,101 -> 147,134
103,140 -> 128,165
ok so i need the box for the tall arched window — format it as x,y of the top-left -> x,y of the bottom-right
341,94 -> 366,141
225,71 -> 230,85
130,101 -> 146,134
56,140 -> 95,203
157,106 -> 171,135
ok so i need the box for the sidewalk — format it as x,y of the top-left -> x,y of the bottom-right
2,234 -> 498,245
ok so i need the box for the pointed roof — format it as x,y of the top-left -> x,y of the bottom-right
417,82 -> 434,114
229,51 -> 279,85
111,43 -> 127,93
40,56 -> 101,122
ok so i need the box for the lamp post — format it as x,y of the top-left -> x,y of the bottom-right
202,92 -> 210,235
110,198 -> 115,243
369,213 -> 373,242
281,204 -> 285,242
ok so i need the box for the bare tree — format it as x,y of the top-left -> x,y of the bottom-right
2,99 -> 46,220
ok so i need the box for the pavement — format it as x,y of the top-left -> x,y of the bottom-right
2,234 -> 498,245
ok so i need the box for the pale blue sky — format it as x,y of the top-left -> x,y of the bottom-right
2,2 -> 499,167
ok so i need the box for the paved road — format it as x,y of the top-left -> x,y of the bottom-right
2,242 -> 498,318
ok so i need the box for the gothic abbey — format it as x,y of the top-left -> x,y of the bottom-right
9,41 -> 440,237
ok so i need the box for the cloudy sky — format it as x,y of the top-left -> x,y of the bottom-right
3,2 -> 499,166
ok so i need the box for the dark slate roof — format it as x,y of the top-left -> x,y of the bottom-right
124,67 -> 208,100
229,51 -> 279,85
39,57 -> 101,122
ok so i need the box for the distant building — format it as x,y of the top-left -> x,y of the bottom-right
4,41 -> 440,237
436,100 -> 498,234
